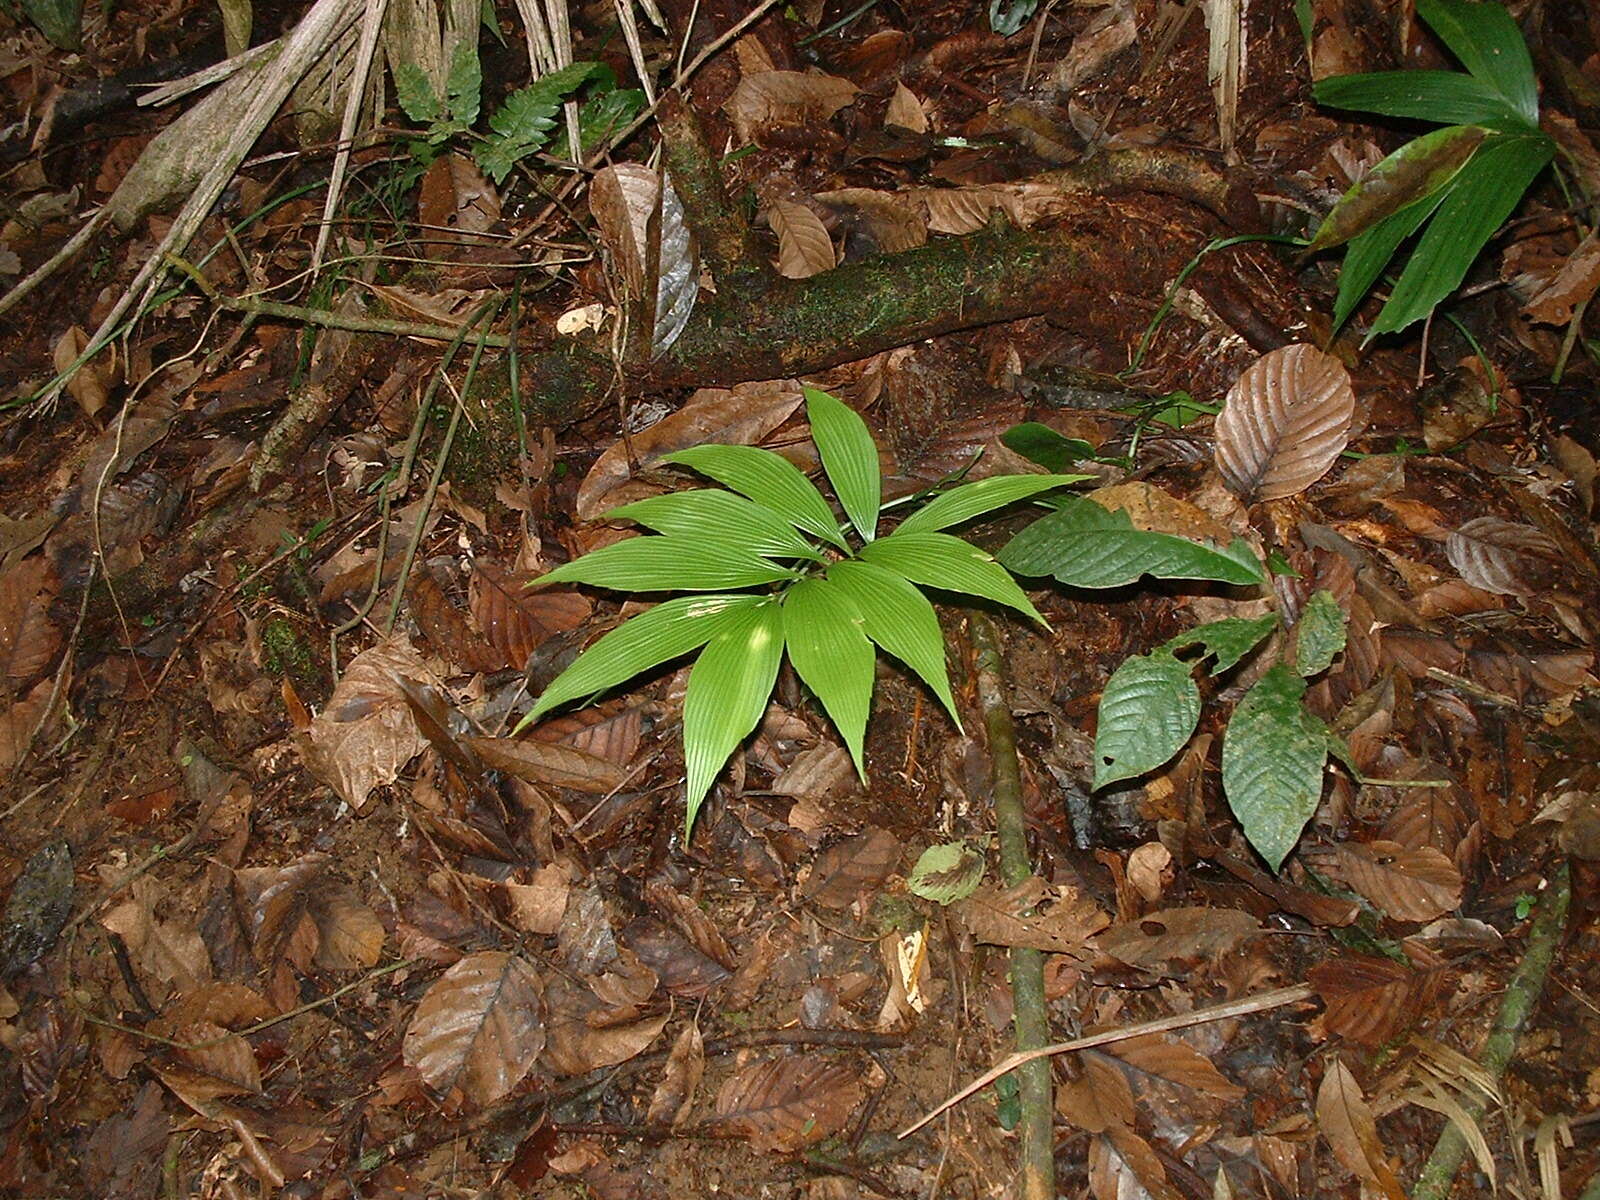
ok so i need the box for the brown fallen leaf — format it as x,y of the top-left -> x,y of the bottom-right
954,877 -> 1109,954
469,561 -> 591,671
0,557 -> 59,695
767,199 -> 835,278
403,951 -> 546,1107
530,700 -> 647,764
101,879 -> 211,1002
724,70 -> 859,144
467,734 -> 629,793
1308,954 -> 1454,1047
301,634 -> 432,810
1055,1053 -> 1135,1133
800,827 -> 901,909
1316,1059 -> 1406,1198
232,854 -> 328,972
408,571 -> 503,674
645,1019 -> 704,1128
713,1053 -> 865,1152
538,972 -> 668,1078
1522,229 -> 1600,326
1310,840 -> 1463,923
1107,1033 -> 1246,1099
1213,343 -> 1355,501
1099,907 -> 1259,971
309,887 -> 384,971
1444,516 -> 1561,597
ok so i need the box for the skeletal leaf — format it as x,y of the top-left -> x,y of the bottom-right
1213,344 -> 1355,502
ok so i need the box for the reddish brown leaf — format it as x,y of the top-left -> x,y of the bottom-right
1311,840 -> 1462,922
538,973 -> 668,1078
646,1020 -> 704,1127
309,888 -> 384,971
101,881 -> 211,1001
1308,954 -> 1453,1047
1444,517 -> 1561,597
1213,344 -> 1355,501
153,1021 -> 262,1103
724,70 -> 859,144
1107,1034 -> 1246,1099
469,562 -> 591,670
232,855 -> 328,971
530,700 -> 646,764
0,557 -> 59,694
1056,1054 -> 1135,1133
713,1053 -> 864,1151
403,951 -> 546,1107
301,634 -> 431,810
1316,1059 -> 1405,1198
1523,229 -> 1600,326
800,826 -> 901,909
955,877 -> 1109,954
407,571 -> 503,674
1099,907 -> 1259,970
467,734 -> 629,793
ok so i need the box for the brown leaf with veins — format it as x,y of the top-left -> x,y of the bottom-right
403,951 -> 545,1107
1107,1034 -> 1246,1099
101,879 -> 211,1001
0,557 -> 58,695
767,199 -> 835,278
467,734 -> 629,793
1055,1053 -> 1134,1133
538,973 -> 667,1077
1099,907 -> 1259,971
301,634 -> 431,810
955,877 -> 1109,954
408,572 -> 502,674
1311,840 -> 1462,922
309,888 -> 384,971
1317,1059 -> 1406,1198
1308,954 -> 1454,1047
646,1020 -> 704,1127
801,827 -> 901,909
724,70 -> 859,144
713,1053 -> 864,1151
1213,344 -> 1355,501
531,701 -> 646,765
232,854 -> 328,971
469,562 -> 591,670
1444,517 -> 1561,597
1522,229 -> 1600,326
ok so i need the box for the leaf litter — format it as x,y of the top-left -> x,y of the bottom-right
0,2 -> 1599,1198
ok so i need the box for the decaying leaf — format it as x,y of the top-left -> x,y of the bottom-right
469,562 -> 591,670
815,188 -> 928,252
1522,229 -> 1600,326
645,1019 -> 704,1127
1099,907 -> 1259,971
1213,344 -> 1355,501
954,877 -> 1108,954
1316,1059 -> 1405,1198
301,634 -> 433,810
588,163 -> 698,355
713,1053 -> 864,1151
403,951 -> 546,1107
232,854 -> 328,971
538,972 -> 668,1077
101,879 -> 210,999
1309,954 -> 1454,1046
1,840 -> 74,979
1107,1034 -> 1246,1099
724,70 -> 859,144
1311,840 -> 1462,922
767,199 -> 835,278
885,82 -> 928,133
1444,516 -> 1561,596
800,827 -> 901,909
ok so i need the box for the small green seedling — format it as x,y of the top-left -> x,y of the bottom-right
517,388 -> 1087,836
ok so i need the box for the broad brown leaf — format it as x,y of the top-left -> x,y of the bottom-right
954,877 -> 1108,954
573,381 -> 804,520
800,827 -> 901,909
531,701 -> 646,765
815,188 -> 928,252
101,880 -> 210,1000
403,951 -> 545,1107
0,557 -> 59,694
1311,840 -> 1462,922
724,70 -> 859,144
232,854 -> 328,971
538,973 -> 667,1077
767,199 -> 835,278
469,562 -> 591,670
1107,1034 -> 1246,1099
301,634 -> 431,810
713,1053 -> 864,1151
1308,954 -> 1453,1046
153,1021 -> 262,1104
1056,1054 -> 1135,1133
1444,517 -> 1561,596
1213,344 -> 1355,501
0,677 -> 53,771
1522,229 -> 1600,325
1316,1059 -> 1405,1198
309,888 -> 384,970
468,734 -> 629,793
407,572 -> 502,674
645,1020 -> 704,1127
1099,907 -> 1259,971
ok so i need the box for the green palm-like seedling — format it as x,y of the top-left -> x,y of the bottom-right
516,386 -> 1086,836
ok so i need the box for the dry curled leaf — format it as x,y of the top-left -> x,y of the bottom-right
588,163 -> 697,355
1213,344 -> 1355,501
301,634 -> 432,811
767,199 -> 835,278
1444,516 -> 1561,597
713,1053 -> 864,1151
403,951 -> 545,1107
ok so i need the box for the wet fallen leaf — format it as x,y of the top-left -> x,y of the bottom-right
505,865 -> 570,936
0,557 -> 59,694
800,826 -> 901,909
646,1019 -> 704,1127
1308,954 -> 1454,1046
408,571 -> 503,674
1107,1033 -> 1246,1099
469,561 -> 591,670
1,839 -> 74,979
232,854 -> 328,971
713,1053 -> 864,1151
467,733 -> 629,793
1523,229 -> 1600,326
1099,907 -> 1259,971
1445,516 -> 1561,596
954,877 -> 1108,954
1213,344 -> 1355,502
1312,840 -> 1463,922
403,951 -> 546,1107
885,82 -> 928,133
538,972 -> 668,1077
724,70 -> 859,144
301,634 -> 432,810
1316,1059 -> 1405,1198
309,887 -> 384,970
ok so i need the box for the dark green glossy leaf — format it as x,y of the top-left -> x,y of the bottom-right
1093,651 -> 1201,790
998,498 -> 1265,588
1332,188 -> 1448,331
532,534 -> 795,593
804,388 -> 881,541
859,532 -> 1045,625
1417,0 -> 1538,124
1308,124 -> 1486,254
1314,70 -> 1522,127
21,0 -> 80,48
1000,423 -> 1098,472
663,445 -> 846,549
1164,614 -> 1280,674
826,560 -> 959,726
782,577 -> 875,779
1222,665 -> 1328,871
606,490 -> 822,561
892,473 -> 1087,537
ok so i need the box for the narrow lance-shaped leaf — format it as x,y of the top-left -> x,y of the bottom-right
1370,133 -> 1554,339
682,600 -> 785,835
663,445 -> 846,549
1332,186 -> 1450,332
520,594 -> 765,726
859,532 -> 1045,626
999,498 -> 1265,588
1313,70 -> 1522,128
782,578 -> 875,779
606,490 -> 823,561
531,534 -> 797,593
1222,664 -> 1329,871
891,474 -> 1088,538
1307,124 -> 1486,255
1416,0 -> 1538,126
804,388 -> 881,541
1093,650 -> 1202,790
826,560 -> 960,728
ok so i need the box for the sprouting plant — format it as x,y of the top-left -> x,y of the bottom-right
394,52 -> 644,185
997,493 -> 1348,870
1310,0 -> 1554,339
516,388 -> 1086,836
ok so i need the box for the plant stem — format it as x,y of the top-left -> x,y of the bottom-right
970,614 -> 1055,1200
1411,860 -> 1571,1200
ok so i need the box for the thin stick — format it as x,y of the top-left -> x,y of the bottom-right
900,982 -> 1316,1138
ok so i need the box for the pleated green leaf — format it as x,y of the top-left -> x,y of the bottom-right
827,560 -> 960,728
682,599 -> 784,835
1332,187 -> 1449,331
606,489 -> 822,561
891,474 -> 1088,538
531,533 -> 797,593
1163,614 -> 1280,675
663,445 -> 846,549
521,594 -> 765,726
1416,0 -> 1538,125
782,577 -> 875,779
1314,70 -> 1522,128
1307,124 -> 1486,255
1093,650 -> 1202,790
859,532 -> 1045,626
1292,589 -> 1347,678
1370,134 -> 1553,338
804,387 -> 881,542
1222,664 -> 1329,872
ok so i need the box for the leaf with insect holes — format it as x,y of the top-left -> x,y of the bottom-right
682,601 -> 784,834
663,445 -> 845,549
1093,650 -> 1201,790
891,474 -> 1088,537
827,560 -> 959,727
522,594 -> 764,727
532,534 -> 796,593
1307,124 -> 1487,255
1213,344 -> 1354,502
782,578 -> 874,780
804,387 -> 880,541
1000,497 -> 1264,588
860,532 -> 1044,625
607,491 -> 823,561
1163,614 -> 1279,675
1222,664 -> 1329,871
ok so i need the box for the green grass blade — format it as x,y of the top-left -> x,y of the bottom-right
682,599 -> 784,835
782,577 -> 875,779
859,532 -> 1046,626
606,490 -> 823,561
521,594 -> 765,725
891,474 -> 1088,538
663,445 -> 846,549
804,387 -> 881,542
827,560 -> 960,728
1416,0 -> 1538,125
1332,187 -> 1449,331
533,534 -> 797,592
1370,133 -> 1554,338
1314,70 -> 1520,126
